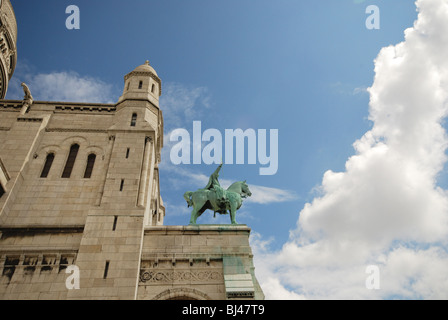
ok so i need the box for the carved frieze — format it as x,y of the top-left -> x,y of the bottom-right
139,269 -> 223,284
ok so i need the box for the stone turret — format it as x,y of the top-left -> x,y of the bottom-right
118,60 -> 161,107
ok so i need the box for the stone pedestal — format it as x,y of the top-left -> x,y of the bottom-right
137,225 -> 264,300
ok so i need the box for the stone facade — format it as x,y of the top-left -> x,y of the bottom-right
139,225 -> 264,300
0,61 -> 264,300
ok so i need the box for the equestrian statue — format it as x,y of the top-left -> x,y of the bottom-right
183,164 -> 252,225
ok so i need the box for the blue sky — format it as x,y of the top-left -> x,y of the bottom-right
7,0 -> 448,299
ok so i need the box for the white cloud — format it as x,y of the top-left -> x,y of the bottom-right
353,86 -> 368,95
255,0 -> 448,300
245,184 -> 298,205
7,69 -> 116,103
160,82 -> 211,130
160,159 -> 298,205
162,201 -> 191,217
378,246 -> 448,299
330,82 -> 369,96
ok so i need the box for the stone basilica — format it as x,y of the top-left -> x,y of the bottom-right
0,0 -> 263,300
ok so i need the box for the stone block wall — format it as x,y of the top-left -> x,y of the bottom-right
137,225 -> 264,300
0,99 -> 163,299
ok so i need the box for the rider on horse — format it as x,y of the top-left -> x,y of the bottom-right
184,164 -> 252,225
203,163 -> 228,212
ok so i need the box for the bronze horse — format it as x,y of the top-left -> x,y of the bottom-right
184,180 -> 252,225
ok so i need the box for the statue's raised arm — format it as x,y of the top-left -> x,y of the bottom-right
204,163 -> 223,190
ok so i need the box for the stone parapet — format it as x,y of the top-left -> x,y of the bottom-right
138,224 -> 264,300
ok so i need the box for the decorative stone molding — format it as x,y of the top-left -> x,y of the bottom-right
55,105 -> 117,113
0,226 -> 85,236
0,251 -> 77,284
227,291 -> 255,299
16,117 -> 43,123
0,0 -> 17,99
0,101 -> 21,109
152,288 -> 211,300
140,269 -> 223,284
45,128 -> 108,133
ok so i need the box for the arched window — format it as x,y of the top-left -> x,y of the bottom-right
83,154 -> 96,178
40,153 -> 55,178
131,113 -> 137,127
151,84 -> 155,93
62,144 -> 79,178
138,81 -> 143,89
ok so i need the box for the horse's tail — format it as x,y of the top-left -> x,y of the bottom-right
183,191 -> 194,207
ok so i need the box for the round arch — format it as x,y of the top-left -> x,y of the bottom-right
152,288 -> 211,301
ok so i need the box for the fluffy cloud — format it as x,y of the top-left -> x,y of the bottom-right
254,0 -> 448,299
7,69 -> 116,103
245,185 -> 298,205
160,82 -> 211,130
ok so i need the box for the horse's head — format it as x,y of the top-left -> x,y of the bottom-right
227,180 -> 252,198
241,180 -> 252,198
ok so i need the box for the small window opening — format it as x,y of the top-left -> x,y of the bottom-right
58,255 -> 74,273
103,261 -> 110,279
120,179 -> 124,191
23,256 -> 38,276
0,184 -> 5,199
151,84 -> 155,93
59,256 -> 68,272
41,265 -> 53,273
131,113 -> 137,127
126,148 -> 130,159
84,154 -> 96,178
41,255 -> 57,274
138,81 -> 143,89
2,256 -> 19,282
40,153 -> 55,178
112,216 -> 118,231
127,81 -> 130,91
62,144 -> 80,178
